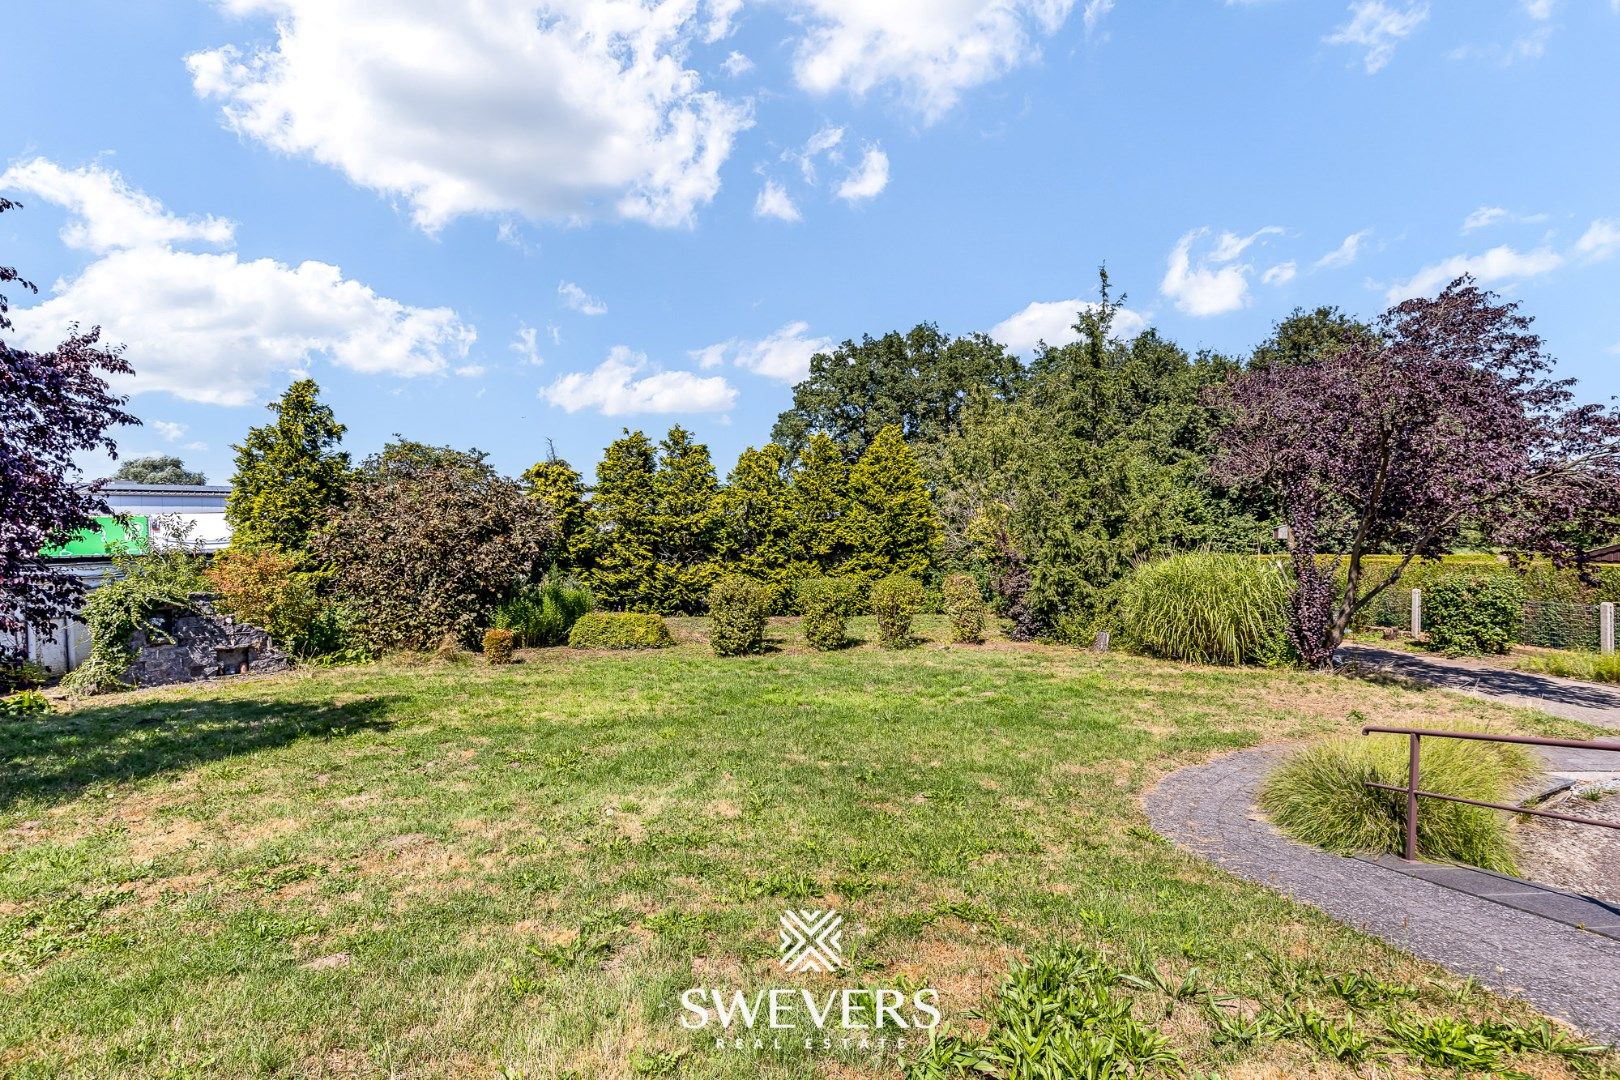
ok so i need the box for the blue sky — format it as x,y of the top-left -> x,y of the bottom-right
6,0 -> 1618,483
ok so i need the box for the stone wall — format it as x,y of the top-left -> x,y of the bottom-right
124,593 -> 291,688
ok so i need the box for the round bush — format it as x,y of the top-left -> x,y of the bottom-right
870,575 -> 924,649
481,628 -> 515,665
1425,574 -> 1524,655
568,612 -> 675,650
1260,734 -> 1535,872
1117,554 -> 1292,666
797,576 -> 859,650
941,573 -> 986,644
708,575 -> 771,657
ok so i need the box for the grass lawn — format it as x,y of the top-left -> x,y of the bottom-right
2,617 -> 1613,1078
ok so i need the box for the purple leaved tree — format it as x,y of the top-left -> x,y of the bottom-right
1212,277 -> 1620,668
1,197 -> 139,663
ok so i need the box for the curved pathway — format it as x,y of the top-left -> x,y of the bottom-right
1338,644 -> 1620,732
1144,746 -> 1620,1043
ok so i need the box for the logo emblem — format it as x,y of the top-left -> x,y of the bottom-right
778,908 -> 844,972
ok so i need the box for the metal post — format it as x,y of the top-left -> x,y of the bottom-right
1602,602 -> 1614,656
1410,588 -> 1422,637
1404,733 -> 1421,861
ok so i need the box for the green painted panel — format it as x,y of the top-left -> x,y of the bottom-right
43,516 -> 149,558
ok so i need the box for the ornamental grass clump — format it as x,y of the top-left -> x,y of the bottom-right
1259,732 -> 1537,872
707,575 -> 771,657
941,573 -> 987,644
797,576 -> 859,651
567,612 -> 674,650
493,576 -> 594,647
1117,553 -> 1292,666
481,628 -> 514,665
870,574 -> 924,649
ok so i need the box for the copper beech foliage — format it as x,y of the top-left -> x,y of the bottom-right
1213,277 -> 1620,666
1,198 -> 139,661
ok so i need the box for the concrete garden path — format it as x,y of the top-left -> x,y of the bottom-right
1144,747 -> 1620,1043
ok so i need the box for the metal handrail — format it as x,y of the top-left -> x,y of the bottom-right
1359,725 -> 1620,861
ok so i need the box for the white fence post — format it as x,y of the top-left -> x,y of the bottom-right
1602,602 -> 1614,656
1411,588 -> 1422,636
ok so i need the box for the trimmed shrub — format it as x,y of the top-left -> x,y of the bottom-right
708,576 -> 771,657
1425,574 -> 1524,655
493,576 -> 594,647
942,573 -> 986,644
1117,554 -> 1292,666
568,612 -> 675,650
1260,734 -> 1535,872
482,628 -> 515,665
797,576 -> 859,651
870,575 -> 924,649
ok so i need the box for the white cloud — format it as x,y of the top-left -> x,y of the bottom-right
1523,0 -> 1555,18
1314,229 -> 1371,269
2,160 -> 476,406
1261,261 -> 1297,286
1326,1 -> 1429,73
836,147 -> 890,202
721,50 -> 755,76
790,0 -> 1077,120
1462,206 -> 1508,232
1082,0 -> 1115,36
990,298 -> 1149,354
0,158 -> 235,253
187,1 -> 752,231
704,0 -> 743,42
542,345 -> 736,414
754,180 -> 803,222
1461,205 -> 1549,232
1384,244 -> 1564,302
14,247 -> 475,406
1575,219 -> 1620,261
694,321 -> 834,382
512,324 -> 544,365
558,280 -> 608,315
1159,226 -> 1281,316
153,420 -> 189,442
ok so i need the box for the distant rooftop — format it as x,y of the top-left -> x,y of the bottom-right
96,482 -> 232,497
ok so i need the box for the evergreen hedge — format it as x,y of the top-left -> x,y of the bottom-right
870,575 -> 924,649
567,612 -> 675,649
797,576 -> 859,650
708,576 -> 771,656
481,628 -> 515,664
941,573 -> 986,644
1425,574 -> 1525,655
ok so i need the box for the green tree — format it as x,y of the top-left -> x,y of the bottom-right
841,425 -> 939,582
785,433 -> 851,578
316,442 -> 554,651
113,455 -> 206,485
225,379 -> 348,558
716,444 -> 794,603
937,279 -> 1263,638
771,323 -> 1021,462
522,452 -> 589,571
584,430 -> 659,610
650,425 -> 721,613
1250,305 -> 1378,370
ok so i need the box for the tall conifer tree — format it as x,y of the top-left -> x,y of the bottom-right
785,433 -> 851,578
225,379 -> 349,559
842,425 -> 940,581
717,444 -> 794,604
651,426 -> 721,613
584,430 -> 659,609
